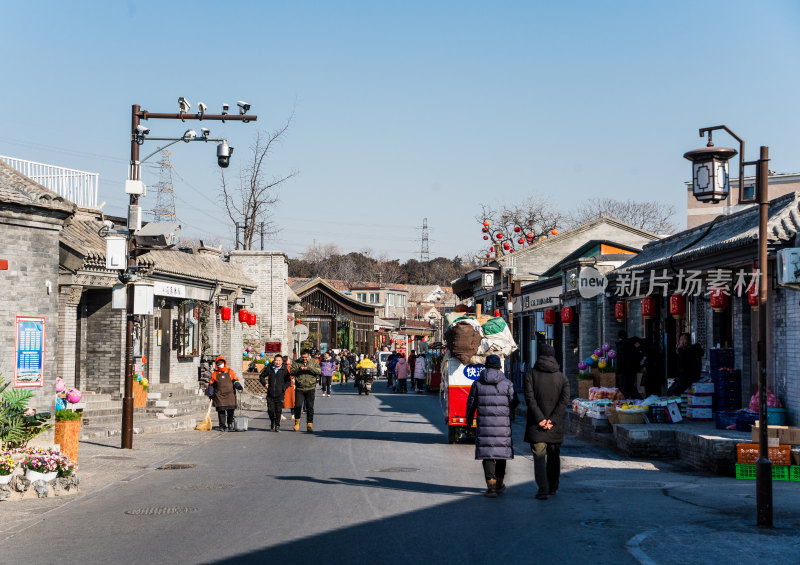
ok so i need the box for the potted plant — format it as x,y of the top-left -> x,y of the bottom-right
1,373 -> 52,451
576,362 -> 593,399
0,451 -> 15,485
22,448 -> 59,482
54,409 -> 82,464
55,452 -> 77,477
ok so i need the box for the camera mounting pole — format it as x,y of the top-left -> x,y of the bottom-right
122,103 -> 256,450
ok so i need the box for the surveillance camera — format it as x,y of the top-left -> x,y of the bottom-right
183,129 -> 197,142
197,102 -> 207,116
103,219 -> 115,230
201,127 -> 210,138
237,101 -> 250,114
178,97 -> 191,112
222,103 -> 229,114
217,141 -> 234,168
135,125 -> 150,135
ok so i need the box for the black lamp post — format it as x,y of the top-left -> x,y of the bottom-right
685,125 -> 772,528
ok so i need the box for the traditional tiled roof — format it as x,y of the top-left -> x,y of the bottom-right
60,210 -> 255,288
616,192 -> 800,273
0,160 -> 74,213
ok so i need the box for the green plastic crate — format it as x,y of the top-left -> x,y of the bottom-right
735,464 -> 790,481
791,466 -> 800,482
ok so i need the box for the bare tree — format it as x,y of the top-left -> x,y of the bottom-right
220,113 -> 298,250
566,198 -> 676,234
476,195 -> 565,258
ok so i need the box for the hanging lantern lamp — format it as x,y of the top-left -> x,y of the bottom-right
220,306 -> 231,322
543,308 -> 556,326
641,297 -> 656,319
669,295 -> 686,318
614,301 -> 626,323
561,306 -> 574,326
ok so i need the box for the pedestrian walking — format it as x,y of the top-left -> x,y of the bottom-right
466,354 -> 518,498
319,351 -> 336,396
291,349 -> 321,433
413,353 -> 426,393
209,356 -> 243,432
347,351 -> 357,384
395,354 -> 410,393
282,355 -> 294,421
339,350 -> 351,385
523,344 -> 570,500
259,355 -> 291,432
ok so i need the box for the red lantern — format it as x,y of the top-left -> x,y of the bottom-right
482,227 -> 488,233
614,301 -> 625,322
710,289 -> 729,312
543,308 -> 556,326
493,309 -> 501,317
483,235 -> 489,240
550,229 -> 559,235
490,246 -> 494,252
514,226 -> 521,232
220,306 -> 231,322
390,339 -> 394,343
517,238 -> 524,244
248,312 -> 257,326
483,221 -> 490,226
561,306 -> 574,326
238,308 -> 249,323
526,232 -> 534,240
295,319 -> 301,325
748,286 -> 759,310
641,297 -> 656,319
503,242 -> 511,250
496,233 -> 503,239
669,295 -> 686,318
485,253 -> 491,258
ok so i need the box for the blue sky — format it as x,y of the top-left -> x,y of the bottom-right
2,1 -> 799,261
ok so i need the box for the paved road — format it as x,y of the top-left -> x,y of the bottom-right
3,380 -> 800,564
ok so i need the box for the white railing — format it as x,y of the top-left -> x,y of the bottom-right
0,155 -> 98,208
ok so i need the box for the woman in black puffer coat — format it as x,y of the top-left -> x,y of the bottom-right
466,354 -> 519,498
524,344 -> 570,499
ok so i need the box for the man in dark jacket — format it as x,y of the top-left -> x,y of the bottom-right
666,333 -> 705,396
291,349 -> 322,433
466,355 -> 519,498
524,344 -> 570,500
259,355 -> 291,432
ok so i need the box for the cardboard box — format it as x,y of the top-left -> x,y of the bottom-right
780,426 -> 800,446
690,381 -> 715,394
687,407 -> 712,420
688,394 -> 713,407
751,422 -> 788,443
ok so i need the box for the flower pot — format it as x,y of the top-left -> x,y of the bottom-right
577,379 -> 593,399
593,372 -> 616,389
133,381 -> 147,408
54,419 -> 82,464
0,473 -> 12,485
26,470 -> 57,483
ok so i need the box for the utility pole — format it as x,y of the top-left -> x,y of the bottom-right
122,101 -> 256,449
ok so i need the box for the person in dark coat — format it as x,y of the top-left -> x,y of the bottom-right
618,335 -> 643,400
524,344 -> 570,499
466,354 -> 519,498
639,340 -> 665,397
666,333 -> 705,396
209,356 -> 243,431
259,355 -> 291,432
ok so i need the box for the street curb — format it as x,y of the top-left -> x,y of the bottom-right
0,431 -> 223,543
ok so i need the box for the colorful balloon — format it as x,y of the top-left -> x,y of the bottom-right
608,350 -> 617,359
602,343 -> 610,352
585,357 -> 595,366
593,348 -> 602,357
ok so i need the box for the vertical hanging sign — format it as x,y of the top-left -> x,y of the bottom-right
15,316 -> 45,387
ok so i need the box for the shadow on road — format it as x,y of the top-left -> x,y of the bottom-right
312,429 -> 444,444
271,474 -> 484,496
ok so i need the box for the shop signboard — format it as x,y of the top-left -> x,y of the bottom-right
15,316 -> 45,387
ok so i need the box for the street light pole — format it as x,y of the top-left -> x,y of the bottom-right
684,126 -> 772,528
121,102 -> 257,449
755,144 -> 772,528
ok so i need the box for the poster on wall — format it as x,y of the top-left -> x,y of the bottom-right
15,316 -> 45,387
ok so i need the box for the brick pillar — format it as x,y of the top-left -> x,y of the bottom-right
58,286 -> 82,389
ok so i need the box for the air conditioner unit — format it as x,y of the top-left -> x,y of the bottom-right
776,248 -> 800,288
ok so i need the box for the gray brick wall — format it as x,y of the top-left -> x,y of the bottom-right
228,251 -> 289,355
0,212 -> 63,420
82,289 -> 126,396
783,289 -> 800,425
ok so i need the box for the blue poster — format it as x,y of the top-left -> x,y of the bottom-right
15,317 -> 45,387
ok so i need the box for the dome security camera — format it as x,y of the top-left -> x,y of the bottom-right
217,142 -> 234,168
